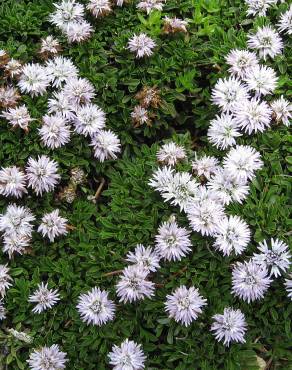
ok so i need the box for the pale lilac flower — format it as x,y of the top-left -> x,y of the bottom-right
40,36 -> 62,57
163,17 -> 188,33
244,65 -> 278,97
213,215 -> 251,256
211,307 -> 247,346
4,59 -> 22,79
46,56 -> 78,88
191,155 -> 219,180
26,156 -> 60,196
50,0 -> 85,30
284,275 -> 292,300
1,105 -> 34,130
48,90 -> 76,119
226,49 -> 259,78
0,300 -> 6,320
77,287 -> 116,326
28,282 -> 60,314
231,260 -> 272,303
157,142 -> 186,166
0,204 -> 35,237
90,129 -> 121,162
126,244 -> 160,272
0,265 -> 12,298
39,114 -> 71,149
116,265 -> 155,303
87,0 -> 112,17
148,166 -> 174,192
65,20 -> 93,43
137,0 -> 165,14
0,86 -> 20,108
270,96 -> 291,126
27,344 -> 68,370
165,285 -> 207,326
0,166 -> 27,198
18,63 -> 50,97
2,234 -> 31,258
116,0 -> 125,5
63,77 -> 95,106
38,209 -> 68,242
74,103 -> 106,137
278,5 -> 292,35
245,0 -> 277,17
127,33 -> 156,58
108,339 -> 146,370
131,105 -> 149,126
247,26 -> 283,60
253,238 -> 291,277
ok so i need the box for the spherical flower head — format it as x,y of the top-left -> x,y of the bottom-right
247,26 -> 283,60
63,77 -> 95,106
18,63 -> 50,97
137,0 -> 165,14
0,265 -> 12,298
87,0 -> 112,17
157,142 -> 186,166
28,282 -> 60,314
245,0 -> 277,17
148,166 -> 174,192
108,339 -> 146,370
211,307 -> 247,346
46,56 -> 78,88
27,344 -> 68,370
74,103 -> 106,137
1,105 -> 34,130
135,86 -> 161,108
38,209 -> 68,242
186,198 -> 225,236
116,265 -> 155,303
191,155 -> 219,180
65,20 -> 93,43
0,300 -> 6,320
0,166 -> 27,198
226,49 -> 259,78
284,275 -> 292,300
165,285 -> 207,326
40,36 -> 62,58
270,96 -> 291,126
77,287 -> 116,326
207,168 -> 250,205
0,203 -> 35,237
4,58 -> 22,79
253,238 -> 291,277
90,129 -> 121,162
50,0 -> 85,30
211,76 -> 250,113
231,260 -> 272,303
244,65 -> 278,97
213,215 -> 251,256
223,145 -> 263,183
234,98 -> 272,135
2,234 -> 31,258
163,16 -> 188,34
0,86 -> 21,108
278,5 -> 292,35
39,114 -> 71,149
131,105 -> 150,127
70,167 -> 86,185
26,155 -> 61,196
48,91 -> 76,119
127,33 -> 156,58
207,113 -> 242,150
126,244 -> 160,272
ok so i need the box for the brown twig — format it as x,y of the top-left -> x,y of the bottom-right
94,178 -> 105,199
66,224 -> 76,231
103,269 -> 123,277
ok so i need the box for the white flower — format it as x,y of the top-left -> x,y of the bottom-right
77,287 -> 115,326
213,215 -> 251,256
157,142 -> 186,166
191,155 -> 219,180
0,166 -> 27,198
223,145 -> 263,183
245,0 -> 277,17
207,113 -> 242,150
28,282 -> 60,314
65,20 -> 93,43
87,0 -> 112,17
48,90 -> 76,119
8,329 -> 32,343
2,234 -> 31,258
163,17 -> 188,33
165,285 -> 207,326
234,98 -> 272,135
148,166 -> 174,192
116,265 -> 155,303
1,105 -> 34,130
127,33 -> 156,58
155,218 -> 192,261
278,5 -> 292,35
0,86 -> 20,108
38,209 -> 68,242
108,339 -> 146,370
0,265 -> 12,298
116,0 -> 125,5
231,260 -> 272,303
0,300 -> 6,320
18,63 -> 50,97
226,49 -> 259,78
50,0 -> 85,30
39,114 -> 71,149
211,307 -> 247,346
46,56 -> 78,88
253,238 -> 291,277
207,168 -> 249,205
270,96 -> 291,126
4,58 -> 22,78
244,65 -> 278,97
63,77 -> 95,106
126,244 -> 160,272
137,0 -> 165,14
131,105 -> 149,126
74,103 -> 106,137
186,198 -> 225,236
40,36 -> 62,57
284,275 -> 292,300
0,204 -> 35,237
211,76 -> 250,112
90,129 -> 121,162
247,26 -> 283,60
27,344 -> 68,370
193,185 -> 222,204
26,155 -> 61,196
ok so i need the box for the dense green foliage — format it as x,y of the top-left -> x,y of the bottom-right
0,0 -> 291,368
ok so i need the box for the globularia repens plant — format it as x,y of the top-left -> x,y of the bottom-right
0,0 -> 291,368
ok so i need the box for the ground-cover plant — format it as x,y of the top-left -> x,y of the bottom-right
0,0 -> 291,369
